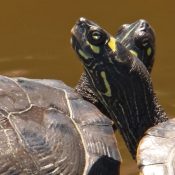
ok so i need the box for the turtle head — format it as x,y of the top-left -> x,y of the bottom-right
71,17 -> 165,158
71,17 -> 146,101
116,19 -> 155,72
71,17 -> 113,63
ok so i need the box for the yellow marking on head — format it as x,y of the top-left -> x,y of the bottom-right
129,50 -> 138,57
108,37 -> 117,52
147,47 -> 152,56
100,71 -> 111,97
78,49 -> 89,59
90,45 -> 100,53
86,41 -> 100,54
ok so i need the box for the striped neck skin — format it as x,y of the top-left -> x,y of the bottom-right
110,80 -> 167,159
75,72 -> 110,118
85,58 -> 168,159
71,17 -> 167,159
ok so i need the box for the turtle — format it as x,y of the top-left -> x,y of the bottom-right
0,19 -> 154,175
75,18 -> 155,120
115,20 -> 155,73
71,17 -> 171,174
0,76 -> 121,175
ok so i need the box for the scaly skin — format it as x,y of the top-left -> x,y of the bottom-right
71,17 -> 167,160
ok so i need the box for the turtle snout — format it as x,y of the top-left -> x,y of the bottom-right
71,17 -> 87,40
79,17 -> 86,23
72,17 -> 89,37
138,19 -> 151,32
76,17 -> 87,28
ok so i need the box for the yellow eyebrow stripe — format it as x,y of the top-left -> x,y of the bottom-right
100,71 -> 112,97
108,37 -> 117,52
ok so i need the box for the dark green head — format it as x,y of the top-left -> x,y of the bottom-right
116,19 -> 155,72
71,17 -> 167,159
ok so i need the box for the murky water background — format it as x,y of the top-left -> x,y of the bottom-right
0,1 -> 175,174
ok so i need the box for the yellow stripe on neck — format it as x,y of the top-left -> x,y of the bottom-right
108,37 -> 117,52
100,71 -> 111,97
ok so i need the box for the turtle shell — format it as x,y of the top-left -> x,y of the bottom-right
0,76 -> 121,175
137,118 -> 175,174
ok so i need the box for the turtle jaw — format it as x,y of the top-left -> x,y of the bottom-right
71,18 -> 86,53
71,17 -> 92,50
71,17 -> 93,64
134,19 -> 155,48
136,19 -> 155,38
134,19 -> 155,72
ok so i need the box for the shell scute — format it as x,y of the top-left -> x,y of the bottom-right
0,78 -> 85,175
137,119 -> 175,174
0,77 -> 121,174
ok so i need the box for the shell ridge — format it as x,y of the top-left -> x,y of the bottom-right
3,76 -> 32,105
6,112 -> 41,173
63,89 -> 87,175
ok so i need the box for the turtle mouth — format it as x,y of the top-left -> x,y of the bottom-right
71,17 -> 94,60
71,17 -> 88,41
71,18 -> 87,53
71,28 -> 89,62
71,23 -> 82,42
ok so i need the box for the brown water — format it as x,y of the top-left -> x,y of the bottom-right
0,1 -> 175,174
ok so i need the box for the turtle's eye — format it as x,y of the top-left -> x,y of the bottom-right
87,30 -> 107,46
